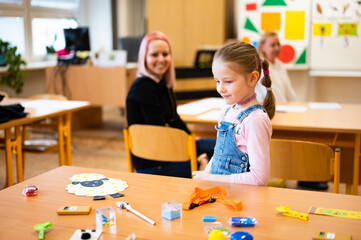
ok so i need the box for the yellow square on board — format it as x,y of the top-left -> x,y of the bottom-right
261,12 -> 281,31
285,11 -> 305,40
313,23 -> 332,36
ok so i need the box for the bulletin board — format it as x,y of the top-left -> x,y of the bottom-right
310,0 -> 361,71
237,0 -> 311,69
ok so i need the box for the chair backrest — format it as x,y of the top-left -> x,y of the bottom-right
123,124 -> 198,175
270,139 -> 340,193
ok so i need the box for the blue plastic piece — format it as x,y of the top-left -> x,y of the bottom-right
161,209 -> 181,220
228,217 -> 256,227
203,216 -> 217,222
230,231 -> 253,240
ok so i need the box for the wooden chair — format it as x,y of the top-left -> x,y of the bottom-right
123,124 -> 198,176
270,139 -> 340,193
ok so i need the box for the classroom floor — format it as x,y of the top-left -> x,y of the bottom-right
1,106 -> 360,195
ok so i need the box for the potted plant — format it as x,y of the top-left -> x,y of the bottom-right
0,39 -> 27,94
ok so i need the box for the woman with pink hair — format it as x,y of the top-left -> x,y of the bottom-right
126,32 -> 215,178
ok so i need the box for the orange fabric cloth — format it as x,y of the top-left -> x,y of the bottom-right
182,186 -> 243,211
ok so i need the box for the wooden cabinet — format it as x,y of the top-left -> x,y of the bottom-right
45,65 -> 137,107
146,0 -> 226,67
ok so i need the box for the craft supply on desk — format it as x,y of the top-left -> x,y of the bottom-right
161,201 -> 182,220
183,186 -> 242,211
66,173 -> 128,197
117,201 -> 156,225
69,229 -> 102,240
230,231 -> 253,240
276,205 -> 308,221
96,207 -> 117,234
208,230 -> 226,240
309,206 -> 361,219
204,222 -> 232,237
203,216 -> 217,222
312,230 -> 351,240
22,185 -> 38,197
228,217 -> 257,227
34,222 -> 52,240
57,206 -> 91,215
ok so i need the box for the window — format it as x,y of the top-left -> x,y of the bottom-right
32,18 -> 78,56
0,16 -> 25,55
0,0 -> 80,62
31,0 -> 79,9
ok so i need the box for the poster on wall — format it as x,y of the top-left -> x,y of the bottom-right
310,0 -> 361,71
237,0 -> 311,69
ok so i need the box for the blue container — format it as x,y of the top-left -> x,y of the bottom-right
230,231 -> 253,240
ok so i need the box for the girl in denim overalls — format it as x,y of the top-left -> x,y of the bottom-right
193,42 -> 276,185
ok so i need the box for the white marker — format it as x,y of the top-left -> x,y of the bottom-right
117,201 -> 156,225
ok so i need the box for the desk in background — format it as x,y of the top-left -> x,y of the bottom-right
45,64 -> 137,107
0,98 -> 89,186
0,166 -> 360,239
178,98 -> 361,195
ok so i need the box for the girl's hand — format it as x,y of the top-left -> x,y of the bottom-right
192,171 -> 231,183
192,171 -> 210,180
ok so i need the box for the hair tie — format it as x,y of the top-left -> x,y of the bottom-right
267,87 -> 272,91
263,70 -> 269,75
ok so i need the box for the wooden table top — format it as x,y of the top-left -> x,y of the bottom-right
179,98 -> 361,134
0,98 -> 90,129
0,166 -> 360,240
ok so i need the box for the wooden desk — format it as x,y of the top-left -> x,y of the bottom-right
45,64 -> 137,107
0,166 -> 360,239
0,99 -> 89,186
178,98 -> 361,195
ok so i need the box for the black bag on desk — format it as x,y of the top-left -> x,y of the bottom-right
0,95 -> 28,123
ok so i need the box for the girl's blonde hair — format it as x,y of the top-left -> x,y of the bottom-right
213,41 -> 276,119
258,31 -> 278,59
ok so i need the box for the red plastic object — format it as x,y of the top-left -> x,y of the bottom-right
22,185 -> 39,197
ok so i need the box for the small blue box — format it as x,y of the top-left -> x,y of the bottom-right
161,209 -> 181,220
161,201 -> 182,220
203,216 -> 216,222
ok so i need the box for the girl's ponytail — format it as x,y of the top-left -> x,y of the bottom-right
260,59 -> 276,119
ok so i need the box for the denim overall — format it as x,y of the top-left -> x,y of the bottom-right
211,104 -> 266,175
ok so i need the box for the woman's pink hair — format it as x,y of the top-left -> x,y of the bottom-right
137,31 -> 176,88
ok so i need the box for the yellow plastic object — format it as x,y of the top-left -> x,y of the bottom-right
208,230 -> 226,240
276,205 -> 308,221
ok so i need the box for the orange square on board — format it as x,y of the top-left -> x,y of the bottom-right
261,12 -> 281,31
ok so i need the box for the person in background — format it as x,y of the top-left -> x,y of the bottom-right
126,31 -> 215,178
192,42 -> 275,185
256,31 -> 297,104
257,32 -> 328,190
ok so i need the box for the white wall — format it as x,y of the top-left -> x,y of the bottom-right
80,0 -> 113,53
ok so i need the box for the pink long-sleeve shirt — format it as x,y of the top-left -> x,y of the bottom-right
207,104 -> 272,185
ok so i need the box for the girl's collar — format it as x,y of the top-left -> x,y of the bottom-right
237,93 -> 257,106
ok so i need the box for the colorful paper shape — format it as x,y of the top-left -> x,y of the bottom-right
263,0 -> 287,6
241,36 -> 250,43
261,12 -> 281,31
252,41 -> 259,49
309,206 -> 361,220
278,44 -> 295,63
66,173 -> 128,196
285,11 -> 305,40
246,3 -> 257,11
244,18 -> 259,33
338,23 -> 358,36
295,48 -> 307,64
313,23 -> 332,36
